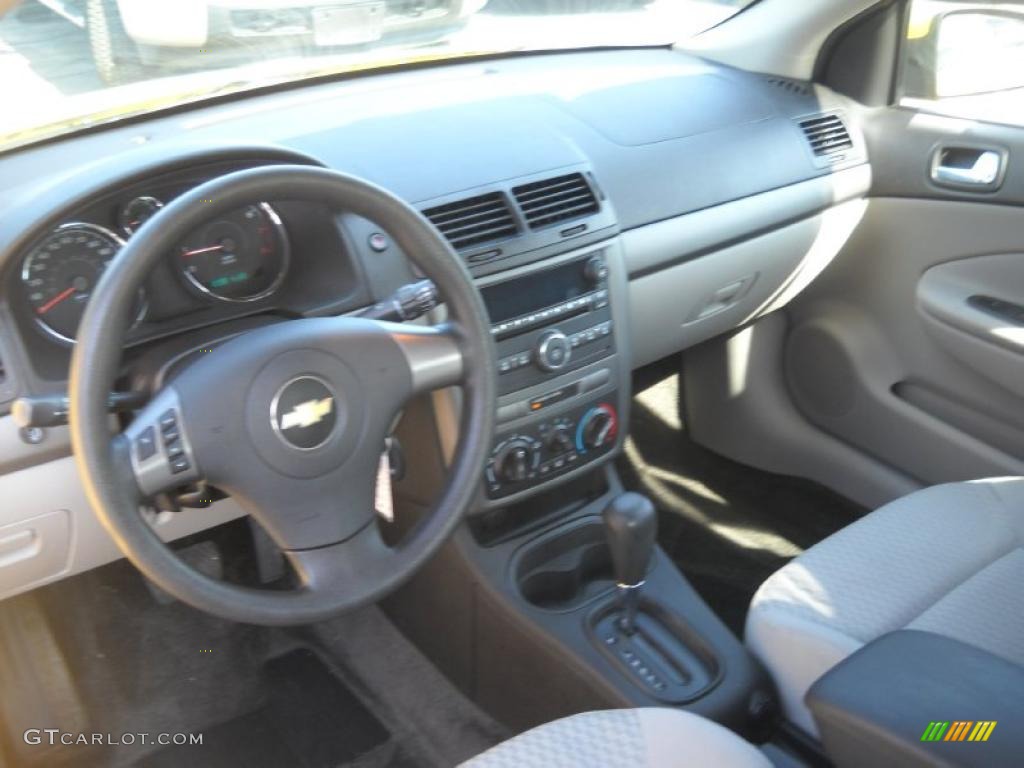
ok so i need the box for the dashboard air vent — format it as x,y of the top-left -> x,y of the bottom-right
799,114 -> 853,160
422,192 -> 518,251
513,173 -> 599,230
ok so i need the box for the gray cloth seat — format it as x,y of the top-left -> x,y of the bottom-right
459,708 -> 770,767
746,477 -> 1024,735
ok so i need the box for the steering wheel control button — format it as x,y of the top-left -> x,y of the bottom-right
136,427 -> 157,461
271,376 -> 338,451
125,391 -> 200,498
159,410 -> 177,431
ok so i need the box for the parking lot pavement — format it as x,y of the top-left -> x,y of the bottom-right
0,3 -> 101,97
0,1 -> 732,146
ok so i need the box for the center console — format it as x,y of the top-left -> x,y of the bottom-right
476,245 -> 628,503
388,172 -> 771,743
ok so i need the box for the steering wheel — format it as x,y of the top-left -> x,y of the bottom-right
69,166 -> 496,625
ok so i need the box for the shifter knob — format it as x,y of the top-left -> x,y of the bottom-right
602,492 -> 657,588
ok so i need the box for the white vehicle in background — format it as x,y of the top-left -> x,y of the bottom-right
34,0 -> 488,84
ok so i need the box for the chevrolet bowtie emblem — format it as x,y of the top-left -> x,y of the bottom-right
279,397 -> 334,431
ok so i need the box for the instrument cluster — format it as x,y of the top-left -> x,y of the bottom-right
20,194 -> 290,344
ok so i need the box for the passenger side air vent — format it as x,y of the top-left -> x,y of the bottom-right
799,113 -> 853,161
422,192 -> 518,251
512,173 -> 599,230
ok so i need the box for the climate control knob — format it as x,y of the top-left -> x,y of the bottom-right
536,330 -> 572,373
493,439 -> 536,484
578,404 -> 618,451
546,426 -> 574,456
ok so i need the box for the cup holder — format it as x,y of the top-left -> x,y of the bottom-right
514,517 -> 616,611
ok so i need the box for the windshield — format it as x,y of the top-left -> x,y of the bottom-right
0,0 -> 753,152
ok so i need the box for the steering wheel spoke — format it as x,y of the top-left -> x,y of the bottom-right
284,522 -> 390,594
381,320 -> 466,396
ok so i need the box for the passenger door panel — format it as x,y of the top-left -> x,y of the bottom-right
783,109 -> 1024,485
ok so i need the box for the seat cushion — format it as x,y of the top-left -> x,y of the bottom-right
745,477 -> 1024,735
459,708 -> 770,768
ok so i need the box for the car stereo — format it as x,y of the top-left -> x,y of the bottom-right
483,252 -> 614,396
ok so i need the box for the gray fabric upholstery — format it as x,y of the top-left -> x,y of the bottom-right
459,708 -> 770,768
746,477 -> 1024,734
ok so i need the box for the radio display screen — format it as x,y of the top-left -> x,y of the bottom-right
481,258 -> 592,324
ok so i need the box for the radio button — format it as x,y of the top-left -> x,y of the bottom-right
497,402 -> 528,422
581,368 -> 612,392
585,255 -> 609,284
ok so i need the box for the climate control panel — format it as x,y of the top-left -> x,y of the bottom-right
484,398 -> 619,499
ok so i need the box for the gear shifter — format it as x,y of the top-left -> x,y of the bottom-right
602,492 -> 657,634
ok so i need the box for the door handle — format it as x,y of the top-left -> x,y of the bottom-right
930,147 -> 1005,190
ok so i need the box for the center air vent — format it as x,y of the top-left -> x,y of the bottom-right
799,113 -> 853,160
422,192 -> 518,251
513,173 -> 599,230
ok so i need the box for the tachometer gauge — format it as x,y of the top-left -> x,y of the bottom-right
21,223 -> 146,344
118,196 -> 163,237
177,203 -> 289,303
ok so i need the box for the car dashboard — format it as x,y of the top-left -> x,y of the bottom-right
0,47 -> 871,600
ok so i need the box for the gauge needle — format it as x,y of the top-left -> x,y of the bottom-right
181,244 -> 225,258
36,285 -> 77,315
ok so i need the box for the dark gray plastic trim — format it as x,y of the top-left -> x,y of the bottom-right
808,630 -> 1024,768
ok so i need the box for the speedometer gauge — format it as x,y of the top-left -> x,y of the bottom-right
21,223 -> 145,343
177,203 -> 289,302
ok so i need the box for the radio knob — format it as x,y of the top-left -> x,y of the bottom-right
581,405 -> 617,450
536,330 -> 572,373
584,255 -> 609,284
493,440 -> 535,484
